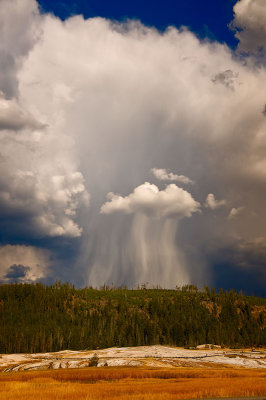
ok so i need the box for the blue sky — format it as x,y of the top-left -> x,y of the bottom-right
38,0 -> 238,47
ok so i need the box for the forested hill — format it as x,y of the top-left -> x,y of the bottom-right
0,283 -> 265,354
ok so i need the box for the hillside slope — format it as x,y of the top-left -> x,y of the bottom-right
0,283 -> 265,353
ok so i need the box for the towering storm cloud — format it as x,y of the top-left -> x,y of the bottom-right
0,0 -> 265,294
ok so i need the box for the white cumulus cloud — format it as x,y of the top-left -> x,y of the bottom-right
101,182 -> 200,219
232,0 -> 266,54
0,0 -> 90,239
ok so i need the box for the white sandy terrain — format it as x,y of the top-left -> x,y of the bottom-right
1,345 -> 265,372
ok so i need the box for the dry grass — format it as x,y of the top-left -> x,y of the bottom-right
0,367 -> 265,400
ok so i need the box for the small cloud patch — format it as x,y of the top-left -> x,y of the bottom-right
5,264 -> 31,280
228,207 -> 245,220
151,168 -> 193,184
205,193 -> 226,210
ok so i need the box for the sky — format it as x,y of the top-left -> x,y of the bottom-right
0,0 -> 266,296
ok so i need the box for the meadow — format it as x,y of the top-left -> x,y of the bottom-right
0,367 -> 265,400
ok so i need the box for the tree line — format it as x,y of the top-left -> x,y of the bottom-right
0,283 -> 265,353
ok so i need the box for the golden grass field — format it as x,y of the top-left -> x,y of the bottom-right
0,367 -> 265,400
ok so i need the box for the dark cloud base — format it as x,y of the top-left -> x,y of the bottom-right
212,262 -> 266,298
